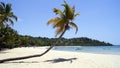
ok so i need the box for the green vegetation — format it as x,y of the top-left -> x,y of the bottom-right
0,2 -> 18,49
18,36 -> 113,47
0,33 -> 112,49
0,26 -> 20,48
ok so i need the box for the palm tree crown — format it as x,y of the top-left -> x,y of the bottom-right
47,1 -> 79,37
0,2 -> 17,28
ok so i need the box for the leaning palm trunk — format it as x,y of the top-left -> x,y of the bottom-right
0,29 -> 66,63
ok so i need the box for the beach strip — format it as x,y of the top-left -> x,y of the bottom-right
0,47 -> 120,68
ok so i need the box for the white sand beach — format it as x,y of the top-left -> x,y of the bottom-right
0,47 -> 120,68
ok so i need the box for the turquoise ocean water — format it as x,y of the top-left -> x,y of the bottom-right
53,46 -> 120,55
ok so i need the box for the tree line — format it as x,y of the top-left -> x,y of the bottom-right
20,35 -> 112,46
0,27 -> 112,49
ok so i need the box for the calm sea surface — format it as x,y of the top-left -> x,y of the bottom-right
53,46 -> 120,55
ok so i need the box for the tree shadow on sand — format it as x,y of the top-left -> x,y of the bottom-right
4,61 -> 39,64
44,58 -> 77,63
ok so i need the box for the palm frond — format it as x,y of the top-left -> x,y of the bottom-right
47,18 -> 61,25
0,2 -> 5,8
53,8 -> 65,18
8,12 -> 17,21
74,12 -> 80,17
8,19 -> 14,25
70,22 -> 78,34
6,3 -> 12,13
53,8 -> 62,15
62,2 -> 74,20
55,26 -> 64,37
53,19 -> 65,28
47,19 -> 55,25
11,14 -> 18,21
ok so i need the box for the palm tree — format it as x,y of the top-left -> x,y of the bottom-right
43,0 -> 80,55
0,2 -> 17,28
0,1 -> 79,63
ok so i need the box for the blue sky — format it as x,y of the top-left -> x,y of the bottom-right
2,0 -> 120,45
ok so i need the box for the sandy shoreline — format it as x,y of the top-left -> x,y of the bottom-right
0,47 -> 120,68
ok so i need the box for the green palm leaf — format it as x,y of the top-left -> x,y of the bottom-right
70,22 -> 78,34
62,1 -> 74,20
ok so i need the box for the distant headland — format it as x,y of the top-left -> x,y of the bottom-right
18,36 -> 113,47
